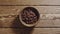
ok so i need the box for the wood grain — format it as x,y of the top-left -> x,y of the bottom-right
0,17 -> 60,28
0,6 -> 60,15
0,28 -> 60,34
0,0 -> 60,5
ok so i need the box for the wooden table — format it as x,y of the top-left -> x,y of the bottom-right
0,0 -> 60,34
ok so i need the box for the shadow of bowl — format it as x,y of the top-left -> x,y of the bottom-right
11,15 -> 34,34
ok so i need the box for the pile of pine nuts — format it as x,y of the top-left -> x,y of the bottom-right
21,9 -> 38,24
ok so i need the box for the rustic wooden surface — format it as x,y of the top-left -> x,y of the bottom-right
0,28 -> 60,34
0,0 -> 60,34
0,6 -> 60,27
0,0 -> 60,5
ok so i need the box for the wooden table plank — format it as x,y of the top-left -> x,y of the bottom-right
0,17 -> 60,27
0,6 -> 60,14
0,28 -> 60,34
0,0 -> 60,5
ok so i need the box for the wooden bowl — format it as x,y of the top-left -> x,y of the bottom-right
19,7 -> 40,27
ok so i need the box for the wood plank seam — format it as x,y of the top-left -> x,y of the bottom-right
0,5 -> 60,6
